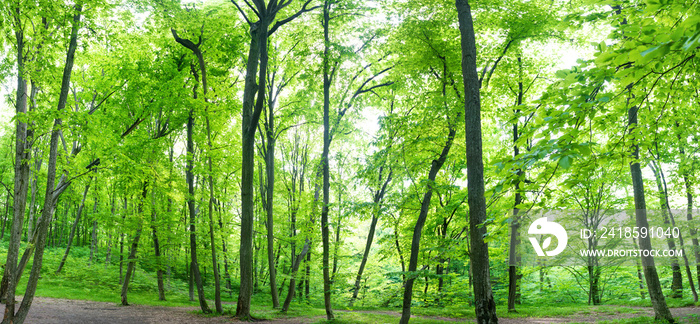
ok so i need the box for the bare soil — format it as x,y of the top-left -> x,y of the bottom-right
2,297 -> 698,324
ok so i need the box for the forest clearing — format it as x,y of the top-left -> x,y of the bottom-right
1,0 -> 700,323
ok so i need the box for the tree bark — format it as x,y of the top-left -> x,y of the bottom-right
350,169 -> 392,306
321,0 -> 334,319
648,161 -> 684,299
121,184 -> 148,306
151,193 -> 166,301
56,180 -> 92,274
508,57 -> 524,313
399,128 -> 455,324
2,2 -> 32,309
627,105 -> 674,322
655,161 -> 697,302
237,19 -> 262,319
456,1 -> 498,323
5,7 -> 82,323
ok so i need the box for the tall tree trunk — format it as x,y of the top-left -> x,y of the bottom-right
649,161 -> 683,298
281,240 -> 311,312
321,1 -> 334,319
399,128 -> 455,324
350,169 -> 392,306
656,161 -> 698,302
6,7 -> 82,322
263,89 -> 280,309
237,20 -> 263,319
186,107 -> 210,313
151,193 -> 166,301
679,135 -> 700,292
89,196 -> 98,266
56,180 -> 91,274
456,1 -> 498,322
627,105 -> 674,322
121,184 -> 148,306
508,57 -> 524,313
172,27 -> 221,313
2,3 -> 32,309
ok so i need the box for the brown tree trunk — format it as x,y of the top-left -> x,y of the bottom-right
321,1 -> 334,319
151,193 -> 166,301
89,196 -> 98,266
399,127 -> 455,324
56,180 -> 91,274
350,169 -> 392,306
649,161 -> 683,298
508,57 -> 524,313
237,20 -> 263,320
627,105 -> 674,322
7,7 -> 82,322
456,1 -> 498,322
655,161 -> 697,302
121,184 -> 148,306
2,3 -> 32,311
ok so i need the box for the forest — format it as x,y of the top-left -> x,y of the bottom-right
0,0 -> 699,323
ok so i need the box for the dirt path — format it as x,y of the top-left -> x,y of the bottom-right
3,297 -> 698,323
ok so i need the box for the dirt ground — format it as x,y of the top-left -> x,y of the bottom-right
3,297 -> 699,323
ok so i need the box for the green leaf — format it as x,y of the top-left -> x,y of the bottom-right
559,155 -> 572,169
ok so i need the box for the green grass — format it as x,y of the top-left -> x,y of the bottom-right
3,242 -> 697,324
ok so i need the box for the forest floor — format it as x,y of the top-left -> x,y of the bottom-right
9,297 -> 700,324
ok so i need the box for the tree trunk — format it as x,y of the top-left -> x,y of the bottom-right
6,7 -> 82,322
456,1 -> 498,322
186,107 -> 210,313
57,179 -> 91,274
649,161 -> 683,298
2,3 -> 32,310
321,1 -> 334,319
627,105 -> 674,322
121,184 -> 148,306
655,161 -> 698,302
679,136 -> 700,293
151,193 -> 166,301
89,196 -> 98,266
237,20 -> 263,319
263,91 -> 280,309
172,27 -> 221,313
281,241 -> 311,312
350,169 -> 392,306
508,57 -> 524,313
399,128 -> 455,324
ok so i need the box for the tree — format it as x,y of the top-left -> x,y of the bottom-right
456,0 -> 498,323
229,0 -> 318,318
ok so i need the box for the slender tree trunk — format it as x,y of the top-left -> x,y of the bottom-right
456,1 -> 498,322
121,184 -> 148,306
627,105 -> 674,322
656,162 -> 698,302
185,108 -> 210,313
399,128 -> 455,324
321,1 -> 334,319
89,196 -> 98,266
151,193 -> 166,301
2,4 -> 32,310
237,20 -> 263,319
350,169 -> 392,306
56,180 -> 91,274
649,161 -> 683,298
264,101 -> 280,309
508,57 -> 524,313
281,241 -> 311,312
679,139 -> 700,291
6,7 -> 82,322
